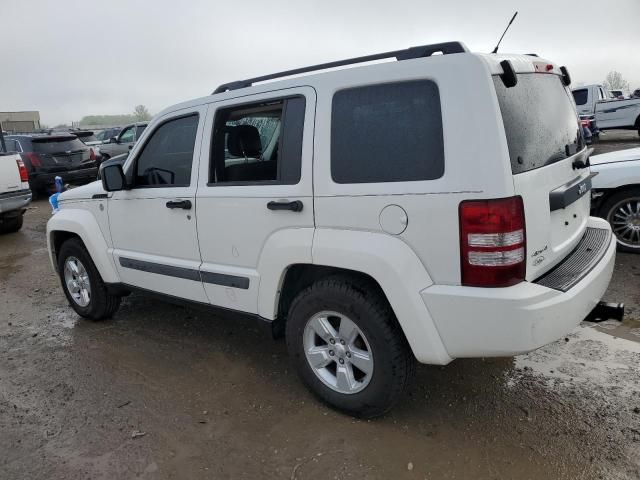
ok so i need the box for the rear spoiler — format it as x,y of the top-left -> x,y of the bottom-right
31,135 -> 77,142
499,60 -> 571,88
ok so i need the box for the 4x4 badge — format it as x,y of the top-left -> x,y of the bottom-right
578,183 -> 587,196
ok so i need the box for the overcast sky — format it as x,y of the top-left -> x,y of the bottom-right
2,0 -> 639,126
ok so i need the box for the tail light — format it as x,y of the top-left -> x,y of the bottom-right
459,196 -> 526,287
24,152 -> 41,167
16,159 -> 29,182
89,148 -> 96,161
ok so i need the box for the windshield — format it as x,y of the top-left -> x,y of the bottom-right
494,74 -> 584,174
32,137 -> 87,154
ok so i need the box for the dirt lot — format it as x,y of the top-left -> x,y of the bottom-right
592,129 -> 640,156
1,131 -> 639,479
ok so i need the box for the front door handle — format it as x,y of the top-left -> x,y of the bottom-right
166,199 -> 192,210
267,200 -> 303,212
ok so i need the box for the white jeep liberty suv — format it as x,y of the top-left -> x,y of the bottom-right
47,42 -> 617,417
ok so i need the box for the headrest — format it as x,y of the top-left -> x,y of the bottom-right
227,125 -> 262,157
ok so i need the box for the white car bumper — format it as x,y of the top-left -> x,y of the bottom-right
421,218 -> 617,359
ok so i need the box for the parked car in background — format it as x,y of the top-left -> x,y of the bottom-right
591,147 -> 640,253
71,130 -> 100,146
0,150 -> 31,233
580,115 -> 599,144
4,134 -> 98,194
632,88 -> 640,99
96,152 -> 128,179
98,122 -> 147,161
610,89 -> 626,99
70,130 -> 105,163
47,42 -> 618,417
572,84 -> 640,135
94,127 -> 122,143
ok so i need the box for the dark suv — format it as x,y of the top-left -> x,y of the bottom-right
3,134 -> 98,194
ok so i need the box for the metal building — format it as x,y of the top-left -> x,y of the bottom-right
0,111 -> 41,133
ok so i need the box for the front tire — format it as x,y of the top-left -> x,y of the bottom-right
600,188 -> 640,253
286,276 -> 415,418
57,238 -> 121,319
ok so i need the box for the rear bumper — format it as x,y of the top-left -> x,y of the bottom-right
422,217 -> 616,359
30,167 -> 98,190
0,189 -> 32,215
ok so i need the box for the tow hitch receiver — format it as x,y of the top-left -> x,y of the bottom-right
585,302 -> 625,323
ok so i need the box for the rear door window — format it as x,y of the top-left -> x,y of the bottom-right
209,96 -> 305,185
572,89 -> 588,106
330,80 -> 444,184
494,74 -> 584,174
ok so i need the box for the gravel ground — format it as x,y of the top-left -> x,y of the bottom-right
1,137 -> 639,479
592,129 -> 640,155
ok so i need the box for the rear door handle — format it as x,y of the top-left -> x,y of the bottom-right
267,200 -> 303,212
166,199 -> 192,210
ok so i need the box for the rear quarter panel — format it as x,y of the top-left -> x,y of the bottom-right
312,53 -> 514,285
591,160 -> 640,190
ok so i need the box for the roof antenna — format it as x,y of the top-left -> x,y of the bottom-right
491,11 -> 518,54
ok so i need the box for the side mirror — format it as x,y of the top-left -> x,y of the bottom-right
101,163 -> 127,192
110,136 -> 118,144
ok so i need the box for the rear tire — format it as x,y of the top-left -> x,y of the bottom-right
57,238 -> 121,319
600,188 -> 640,253
286,276 -> 415,418
0,214 -> 23,234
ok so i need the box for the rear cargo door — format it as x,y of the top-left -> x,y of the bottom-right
494,73 -> 593,280
32,136 -> 91,171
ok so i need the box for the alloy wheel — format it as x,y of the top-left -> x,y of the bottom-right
303,311 -> 374,394
608,197 -> 640,250
63,256 -> 92,307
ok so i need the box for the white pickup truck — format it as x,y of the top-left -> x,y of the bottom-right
0,150 -> 32,233
572,84 -> 640,135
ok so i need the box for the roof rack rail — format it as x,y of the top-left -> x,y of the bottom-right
212,41 -> 467,94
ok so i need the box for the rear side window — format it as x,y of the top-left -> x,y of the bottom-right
134,114 -> 198,187
572,89 -> 588,106
331,80 -> 444,184
494,74 -> 584,174
32,137 -> 86,154
2,138 -> 20,152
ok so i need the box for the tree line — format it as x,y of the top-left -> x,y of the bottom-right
79,105 -> 151,127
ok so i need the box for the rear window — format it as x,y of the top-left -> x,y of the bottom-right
76,133 -> 98,143
572,89 -> 588,106
331,80 -> 444,184
494,74 -> 584,174
32,137 -> 87,154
